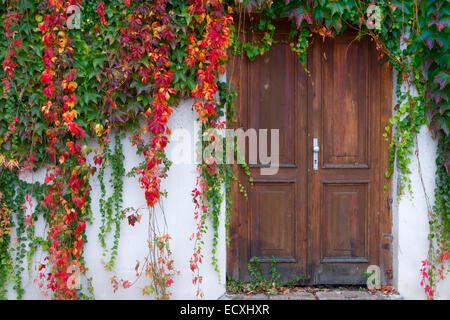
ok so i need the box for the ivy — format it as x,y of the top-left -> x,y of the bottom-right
0,0 -> 447,300
98,132 -> 125,271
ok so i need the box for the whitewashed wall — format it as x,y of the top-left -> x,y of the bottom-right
6,100 -> 227,300
393,125 -> 450,300
391,68 -> 450,300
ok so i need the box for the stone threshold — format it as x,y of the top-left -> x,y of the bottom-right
220,290 -> 403,300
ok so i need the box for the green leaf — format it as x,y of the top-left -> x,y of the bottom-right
93,55 -> 106,69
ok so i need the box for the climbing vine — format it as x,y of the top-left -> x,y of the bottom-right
0,0 -> 448,300
97,131 -> 124,271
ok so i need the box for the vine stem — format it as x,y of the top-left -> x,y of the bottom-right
415,135 -> 433,218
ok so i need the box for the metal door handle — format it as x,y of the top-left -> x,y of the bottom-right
313,138 -> 319,171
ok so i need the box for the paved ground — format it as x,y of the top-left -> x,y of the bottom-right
220,289 -> 403,300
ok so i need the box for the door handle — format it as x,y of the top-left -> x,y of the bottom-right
313,138 -> 320,171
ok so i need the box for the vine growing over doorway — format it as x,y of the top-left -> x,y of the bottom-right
0,0 -> 447,300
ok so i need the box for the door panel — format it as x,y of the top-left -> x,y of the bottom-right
248,38 -> 297,166
308,32 -> 383,284
228,21 -> 309,282
228,21 -> 392,285
250,182 -> 296,262
322,37 -> 369,168
321,182 -> 368,262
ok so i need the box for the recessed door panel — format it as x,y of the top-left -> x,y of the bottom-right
321,182 -> 368,262
250,182 -> 296,262
248,36 -> 296,167
322,37 -> 369,168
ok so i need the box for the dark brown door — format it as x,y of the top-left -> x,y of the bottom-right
228,22 -> 309,282
228,22 -> 393,285
307,32 -> 392,284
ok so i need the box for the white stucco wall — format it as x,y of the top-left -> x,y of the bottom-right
393,125 -> 450,300
391,67 -> 450,299
6,100 -> 227,300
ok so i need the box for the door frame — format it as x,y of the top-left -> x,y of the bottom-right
227,20 -> 393,285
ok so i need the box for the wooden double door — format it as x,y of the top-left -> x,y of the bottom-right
228,23 -> 393,285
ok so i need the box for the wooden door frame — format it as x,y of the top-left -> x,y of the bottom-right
227,24 -> 393,285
